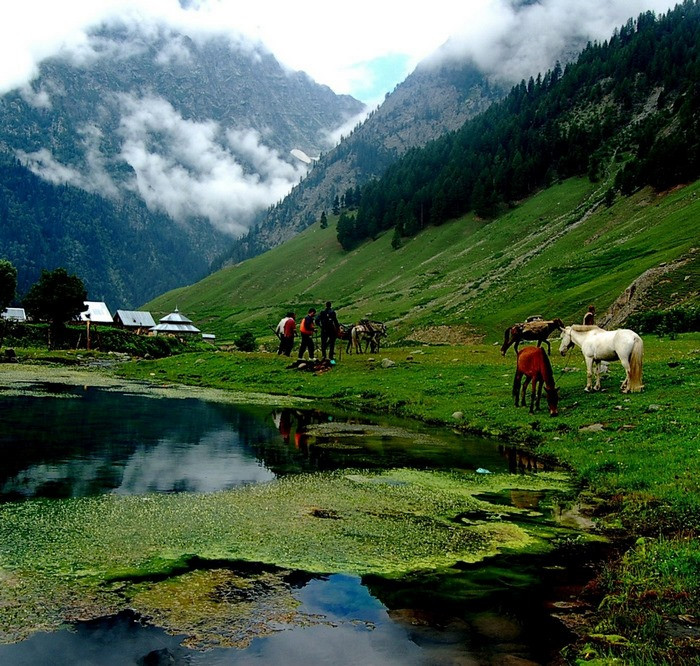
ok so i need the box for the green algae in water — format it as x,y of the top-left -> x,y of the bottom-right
0,468 -> 575,646
127,568 -> 325,649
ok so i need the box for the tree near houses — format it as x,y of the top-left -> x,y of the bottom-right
0,259 -> 18,348
23,268 -> 87,349
0,259 -> 17,313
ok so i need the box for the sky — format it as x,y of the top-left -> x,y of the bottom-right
0,0 -> 682,235
0,0 -> 681,105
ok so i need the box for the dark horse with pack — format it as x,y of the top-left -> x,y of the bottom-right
501,317 -> 565,356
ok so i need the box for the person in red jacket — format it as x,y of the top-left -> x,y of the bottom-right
298,308 -> 316,360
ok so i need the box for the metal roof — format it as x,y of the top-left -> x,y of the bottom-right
151,308 -> 200,334
79,301 -> 113,324
151,322 -> 201,334
115,310 -> 156,328
158,309 -> 194,324
1,307 -> 26,321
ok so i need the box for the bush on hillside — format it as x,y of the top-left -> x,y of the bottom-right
627,306 -> 700,336
234,331 -> 257,352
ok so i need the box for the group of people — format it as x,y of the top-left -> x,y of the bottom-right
275,301 -> 340,361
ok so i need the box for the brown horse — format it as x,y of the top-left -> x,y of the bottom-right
501,318 -> 564,356
512,346 -> 559,416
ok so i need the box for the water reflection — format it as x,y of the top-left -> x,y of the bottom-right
0,560 -> 583,665
0,382 -> 572,664
0,385 -> 537,501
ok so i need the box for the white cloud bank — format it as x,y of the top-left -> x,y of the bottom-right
118,95 -> 307,234
0,0 -> 681,99
2,0 -> 682,236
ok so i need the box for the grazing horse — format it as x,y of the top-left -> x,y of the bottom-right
513,346 -> 559,416
559,325 -> 644,393
349,320 -> 387,354
501,318 -> 565,356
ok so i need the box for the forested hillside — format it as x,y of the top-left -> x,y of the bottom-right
340,2 -> 699,249
220,59 -> 508,266
0,152 -> 224,308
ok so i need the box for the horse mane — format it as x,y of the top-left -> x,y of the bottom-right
571,324 -> 602,332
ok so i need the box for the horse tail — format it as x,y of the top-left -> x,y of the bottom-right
501,327 -> 511,355
628,335 -> 644,392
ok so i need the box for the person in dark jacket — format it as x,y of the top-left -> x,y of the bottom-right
316,301 -> 340,360
583,305 -> 596,326
298,308 -> 316,360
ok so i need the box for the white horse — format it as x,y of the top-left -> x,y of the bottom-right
559,325 -> 644,393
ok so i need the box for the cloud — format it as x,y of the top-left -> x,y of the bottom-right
424,0 -> 681,85
1,0 -> 681,99
17,123 -> 119,196
117,94 -> 307,234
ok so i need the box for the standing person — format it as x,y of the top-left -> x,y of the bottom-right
275,312 -> 292,355
583,305 -> 595,326
298,308 -> 316,360
280,312 -> 296,357
316,301 -> 340,360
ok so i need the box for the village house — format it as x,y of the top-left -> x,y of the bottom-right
114,310 -> 156,335
1,308 -> 27,322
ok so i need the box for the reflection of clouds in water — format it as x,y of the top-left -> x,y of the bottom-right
114,427 -> 275,494
1,458 -> 111,498
1,426 -> 275,498
211,575 -> 425,665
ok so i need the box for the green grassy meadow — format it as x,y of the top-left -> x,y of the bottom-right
115,330 -> 700,662
144,178 -> 699,347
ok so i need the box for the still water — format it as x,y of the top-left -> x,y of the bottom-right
0,382 -> 582,665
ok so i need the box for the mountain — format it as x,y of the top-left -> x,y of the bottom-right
0,22 -> 363,308
221,57 -> 510,265
143,3 -> 699,340
219,5 -> 598,267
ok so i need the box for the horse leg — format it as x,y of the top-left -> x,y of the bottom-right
530,377 -> 540,413
594,360 -> 602,391
584,356 -> 594,392
544,339 -> 551,356
513,371 -> 522,407
521,376 -> 531,407
535,376 -> 544,411
619,355 -> 631,392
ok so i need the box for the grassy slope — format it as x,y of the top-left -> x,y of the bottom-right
145,177 -> 699,344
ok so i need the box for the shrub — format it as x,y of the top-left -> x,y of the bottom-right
235,331 -> 257,352
627,306 -> 700,336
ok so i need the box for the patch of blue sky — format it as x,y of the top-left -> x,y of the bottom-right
350,53 -> 412,104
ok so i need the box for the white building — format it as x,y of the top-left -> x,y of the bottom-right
1,307 -> 26,322
151,308 -> 201,336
